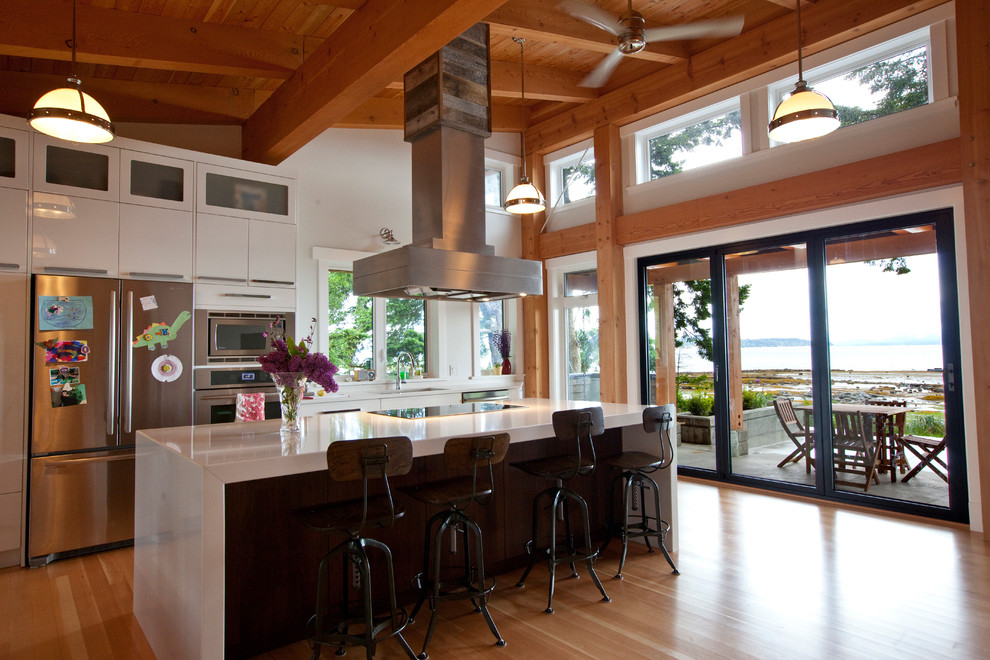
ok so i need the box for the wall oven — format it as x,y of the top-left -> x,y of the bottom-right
195,310 -> 294,365
193,366 -> 281,425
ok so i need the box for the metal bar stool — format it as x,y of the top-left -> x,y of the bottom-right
604,406 -> 678,579
512,407 -> 610,614
295,436 -> 418,660
404,433 -> 510,659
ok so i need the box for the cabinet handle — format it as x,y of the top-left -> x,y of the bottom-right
222,293 -> 272,299
44,266 -> 109,275
197,275 -> 247,283
251,279 -> 294,286
0,262 -> 20,270
129,272 -> 185,280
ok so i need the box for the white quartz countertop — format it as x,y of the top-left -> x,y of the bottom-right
136,398 -> 649,484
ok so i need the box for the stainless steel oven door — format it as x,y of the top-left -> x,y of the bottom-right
193,387 -> 280,425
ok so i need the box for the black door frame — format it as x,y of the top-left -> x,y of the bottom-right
637,208 -> 968,523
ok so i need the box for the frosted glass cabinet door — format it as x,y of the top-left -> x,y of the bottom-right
119,204 -> 194,281
33,136 -> 119,202
248,220 -> 295,286
195,213 -> 248,283
0,187 -> 28,273
32,196 -> 119,277
120,150 -> 193,212
0,125 -> 29,190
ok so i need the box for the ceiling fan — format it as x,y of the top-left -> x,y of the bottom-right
560,0 -> 745,88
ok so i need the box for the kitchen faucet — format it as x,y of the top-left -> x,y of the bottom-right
395,351 -> 416,391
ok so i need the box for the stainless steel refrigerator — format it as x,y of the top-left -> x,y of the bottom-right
28,275 -> 193,565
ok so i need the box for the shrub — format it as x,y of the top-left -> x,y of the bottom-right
677,392 -> 714,416
742,389 -> 773,410
905,413 -> 945,437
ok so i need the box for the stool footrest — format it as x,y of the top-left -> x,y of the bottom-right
306,606 -> 410,650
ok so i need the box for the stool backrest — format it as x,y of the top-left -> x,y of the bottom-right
443,433 -> 510,507
327,436 -> 413,532
642,406 -> 675,470
551,407 -> 604,479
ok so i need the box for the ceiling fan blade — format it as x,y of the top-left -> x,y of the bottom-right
558,0 -> 622,37
579,49 -> 625,88
643,15 -> 745,43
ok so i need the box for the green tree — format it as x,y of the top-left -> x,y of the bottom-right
562,161 -> 596,204
385,298 -> 426,373
325,272 -> 372,370
649,110 -> 741,180
672,279 -> 750,363
833,47 -> 928,127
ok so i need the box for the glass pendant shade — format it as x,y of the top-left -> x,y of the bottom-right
29,80 -> 115,144
504,176 -> 547,215
768,81 -> 839,143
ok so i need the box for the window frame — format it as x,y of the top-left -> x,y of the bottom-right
767,28 -> 933,145
547,254 -> 599,399
634,96 -> 744,184
315,248 -> 440,380
546,140 -> 596,209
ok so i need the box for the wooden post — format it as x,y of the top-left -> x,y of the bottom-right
727,275 -> 743,431
654,283 -> 677,405
956,1 -> 990,536
594,123 -> 626,403
522,151 -> 549,398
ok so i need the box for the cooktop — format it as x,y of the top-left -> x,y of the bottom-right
369,402 -> 527,419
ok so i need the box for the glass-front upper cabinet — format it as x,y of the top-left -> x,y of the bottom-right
196,163 -> 294,224
32,135 -> 119,202
0,125 -> 30,190
120,150 -> 193,211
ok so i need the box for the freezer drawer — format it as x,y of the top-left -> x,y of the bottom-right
28,449 -> 134,564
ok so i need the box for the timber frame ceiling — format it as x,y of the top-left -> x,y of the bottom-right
0,0 -> 949,165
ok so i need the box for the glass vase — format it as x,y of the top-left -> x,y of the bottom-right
502,357 -> 511,375
272,372 -> 307,435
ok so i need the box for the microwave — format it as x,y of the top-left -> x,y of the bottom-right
194,310 -> 294,364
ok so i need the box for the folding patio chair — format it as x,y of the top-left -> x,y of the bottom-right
773,398 -> 814,473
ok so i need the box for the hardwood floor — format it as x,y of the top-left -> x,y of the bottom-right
3,478 -> 988,659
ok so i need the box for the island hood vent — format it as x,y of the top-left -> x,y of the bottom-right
353,24 -> 543,302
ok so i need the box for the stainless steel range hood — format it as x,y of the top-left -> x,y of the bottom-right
353,24 -> 543,302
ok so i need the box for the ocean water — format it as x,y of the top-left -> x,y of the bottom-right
676,344 -> 944,373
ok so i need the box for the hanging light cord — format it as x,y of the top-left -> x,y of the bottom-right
513,37 -> 529,180
795,0 -> 804,83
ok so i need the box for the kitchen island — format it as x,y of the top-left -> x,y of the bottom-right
133,398 -> 677,659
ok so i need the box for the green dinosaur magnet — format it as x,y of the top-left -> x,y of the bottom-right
133,310 -> 192,351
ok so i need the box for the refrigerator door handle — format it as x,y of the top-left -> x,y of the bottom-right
41,453 -> 135,469
107,290 -> 116,436
124,291 -> 134,434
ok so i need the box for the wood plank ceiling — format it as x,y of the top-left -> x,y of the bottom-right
0,0 -> 948,164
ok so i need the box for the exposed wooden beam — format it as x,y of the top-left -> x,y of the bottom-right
241,0 -> 509,164
955,0 -> 990,537
617,139 -> 961,245
526,0 -> 950,155
538,223 -> 596,260
334,96 -> 522,131
0,70 -> 258,123
486,0 -> 687,64
523,152 -> 550,399
0,0 -> 304,79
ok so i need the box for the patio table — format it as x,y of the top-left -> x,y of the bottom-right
794,403 -> 907,483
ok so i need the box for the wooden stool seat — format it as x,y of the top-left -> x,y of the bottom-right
405,476 -> 492,507
512,454 -> 594,480
604,450 -> 663,472
296,498 -> 405,534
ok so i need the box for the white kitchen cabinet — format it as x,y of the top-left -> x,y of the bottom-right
119,204 -> 194,281
195,212 -> 248,284
193,282 -> 295,311
0,125 -> 29,190
121,150 -> 193,212
248,219 -> 296,286
33,135 -> 119,202
32,195 -> 119,277
196,163 -> 294,224
0,187 -> 28,273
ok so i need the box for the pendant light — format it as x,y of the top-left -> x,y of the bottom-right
28,0 -> 115,144
504,37 -> 546,215
768,0 -> 839,144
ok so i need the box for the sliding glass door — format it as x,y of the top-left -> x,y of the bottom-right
638,210 -> 967,522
